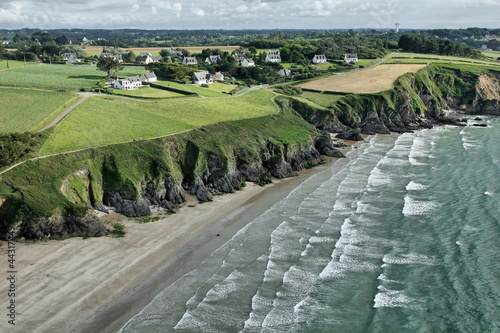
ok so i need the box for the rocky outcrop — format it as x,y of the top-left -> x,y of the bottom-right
314,133 -> 345,157
335,130 -> 363,141
15,211 -> 106,240
104,192 -> 151,217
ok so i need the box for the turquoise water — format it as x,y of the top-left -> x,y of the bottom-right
119,117 -> 500,333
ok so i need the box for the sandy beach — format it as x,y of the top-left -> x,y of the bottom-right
0,151 -> 350,333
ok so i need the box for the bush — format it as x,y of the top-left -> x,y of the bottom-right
201,83 -> 209,88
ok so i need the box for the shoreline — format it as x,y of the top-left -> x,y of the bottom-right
0,146 -> 353,333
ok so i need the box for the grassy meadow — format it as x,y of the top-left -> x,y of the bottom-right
0,64 -> 147,90
300,91 -> 346,108
154,81 -> 237,97
109,86 -> 188,99
299,64 -> 427,94
0,60 -> 38,70
0,88 -> 80,133
40,89 -> 277,154
386,52 -> 500,66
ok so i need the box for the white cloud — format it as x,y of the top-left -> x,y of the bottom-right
132,4 -> 140,10
152,6 -> 157,14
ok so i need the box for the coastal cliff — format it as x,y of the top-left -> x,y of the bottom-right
1,64 -> 499,240
0,102 -> 342,240
294,64 -> 500,136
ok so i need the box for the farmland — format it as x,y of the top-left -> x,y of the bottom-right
0,88 -> 80,133
0,60 -> 37,70
299,64 -> 427,94
109,86 -> 188,99
385,52 -> 500,66
153,81 -> 237,97
40,89 -> 277,154
0,64 -> 148,90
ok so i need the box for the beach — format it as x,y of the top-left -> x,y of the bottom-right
0,153 -> 347,333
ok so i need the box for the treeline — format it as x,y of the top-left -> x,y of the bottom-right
398,34 -> 482,58
0,132 -> 42,168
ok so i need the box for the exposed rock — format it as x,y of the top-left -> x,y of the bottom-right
191,177 -> 212,202
93,202 -> 109,214
104,192 -> 151,217
314,134 -> 345,158
16,211 -> 106,240
360,119 -> 390,135
336,130 -> 363,141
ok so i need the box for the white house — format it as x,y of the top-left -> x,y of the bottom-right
2,41 -> 10,45
128,76 -> 143,89
62,53 -> 81,65
183,57 -> 198,65
99,53 -> 124,63
192,71 -> 213,84
140,72 -> 158,83
213,72 -> 224,81
139,53 -> 162,64
276,68 -> 291,76
205,55 -> 221,65
241,58 -> 255,67
105,78 -> 116,87
266,50 -> 281,63
312,54 -> 327,64
232,53 -> 246,65
114,79 -> 133,90
344,53 -> 358,63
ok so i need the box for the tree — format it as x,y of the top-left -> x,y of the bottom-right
112,61 -> 124,79
97,57 -> 118,79
55,36 -> 69,46
124,51 -> 136,63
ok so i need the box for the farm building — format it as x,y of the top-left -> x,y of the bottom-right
140,72 -> 158,83
205,55 -> 221,65
183,57 -> 198,65
266,50 -> 281,63
312,54 -> 327,64
192,71 -> 214,84
344,53 -> 358,63
241,58 -> 255,67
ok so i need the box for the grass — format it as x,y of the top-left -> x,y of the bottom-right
40,89 -> 277,154
153,81 -> 236,97
482,50 -> 500,59
386,52 -> 500,66
299,64 -> 427,94
301,91 -> 345,108
0,60 -> 38,70
109,86 -> 188,99
0,64 -> 147,90
0,88 -> 80,133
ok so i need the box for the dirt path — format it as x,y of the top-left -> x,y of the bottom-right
36,93 -> 93,132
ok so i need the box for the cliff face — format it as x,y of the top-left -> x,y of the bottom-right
294,65 -> 500,135
0,104 -> 343,240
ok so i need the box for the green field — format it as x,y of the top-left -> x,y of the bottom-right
386,52 -> 500,66
0,64 -> 148,90
301,91 -> 345,108
0,88 -> 80,133
109,86 -> 188,99
0,60 -> 38,71
154,81 -> 236,97
41,89 -> 277,154
482,50 -> 500,59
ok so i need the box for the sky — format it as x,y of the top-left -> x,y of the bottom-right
0,0 -> 499,30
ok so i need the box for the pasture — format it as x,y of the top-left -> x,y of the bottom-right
109,86 -> 188,99
386,52 -> 500,66
41,89 -> 277,154
0,88 -> 80,133
0,64 -> 147,90
0,60 -> 37,70
153,81 -> 236,97
300,91 -> 345,108
299,64 -> 427,94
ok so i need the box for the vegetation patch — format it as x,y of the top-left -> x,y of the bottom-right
0,88 -> 80,132
299,64 -> 427,94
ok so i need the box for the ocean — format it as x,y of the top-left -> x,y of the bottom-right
118,116 -> 500,333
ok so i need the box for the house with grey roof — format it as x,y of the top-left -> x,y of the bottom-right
266,50 -> 281,63
312,54 -> 327,64
62,53 -> 81,65
139,53 -> 163,64
192,71 -> 214,85
140,72 -> 158,83
99,53 -> 124,63
183,57 -> 198,65
344,53 -> 358,63
205,55 -> 221,65
241,58 -> 255,67
114,79 -> 133,90
276,68 -> 291,77
232,53 -> 246,65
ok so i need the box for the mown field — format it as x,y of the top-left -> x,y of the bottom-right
0,60 -> 38,70
0,88 -> 80,133
0,64 -> 147,90
299,64 -> 427,94
386,52 -> 500,66
109,86 -> 188,99
154,81 -> 237,97
300,91 -> 345,108
40,89 -> 277,154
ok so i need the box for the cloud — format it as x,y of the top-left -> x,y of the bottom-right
132,4 -> 140,10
